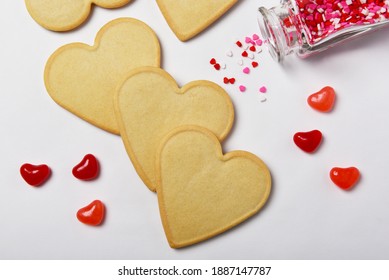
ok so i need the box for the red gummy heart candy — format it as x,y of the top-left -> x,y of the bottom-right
214,63 -> 221,70
20,163 -> 51,187
77,200 -> 105,226
229,78 -> 236,84
293,130 -> 323,153
307,86 -> 336,112
252,61 -> 259,68
72,154 -> 99,180
330,167 -> 360,190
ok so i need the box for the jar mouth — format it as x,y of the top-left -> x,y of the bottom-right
257,7 -> 285,62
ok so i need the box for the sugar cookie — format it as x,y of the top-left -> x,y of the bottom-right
25,0 -> 132,31
44,18 -> 161,134
156,0 -> 238,41
114,67 -> 234,192
156,126 -> 271,248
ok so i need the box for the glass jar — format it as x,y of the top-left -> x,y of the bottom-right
257,0 -> 389,62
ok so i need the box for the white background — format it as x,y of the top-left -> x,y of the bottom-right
1,0 -> 389,260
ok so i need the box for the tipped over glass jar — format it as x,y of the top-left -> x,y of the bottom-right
257,0 -> 389,62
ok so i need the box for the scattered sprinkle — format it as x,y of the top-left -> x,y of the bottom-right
226,50 -> 233,57
252,61 -> 259,68
243,67 -> 250,74
259,86 -> 267,93
239,85 -> 246,92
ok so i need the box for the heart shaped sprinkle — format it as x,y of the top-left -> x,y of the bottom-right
229,78 -> 236,84
245,37 -> 253,44
252,61 -> 259,68
210,58 -> 216,65
214,63 -> 221,70
252,34 -> 260,40
242,51 -> 248,57
307,86 -> 336,112
236,41 -> 243,47
259,86 -> 267,93
293,130 -> 323,153
256,39 -> 263,46
72,154 -> 99,181
20,163 -> 51,187
223,77 -> 229,84
330,167 -> 360,190
239,85 -> 246,92
250,45 -> 256,52
243,67 -> 250,74
77,200 -> 105,226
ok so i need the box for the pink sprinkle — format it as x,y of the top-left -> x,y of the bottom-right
252,34 -> 260,41
255,39 -> 263,46
259,86 -> 267,93
239,85 -> 246,92
243,67 -> 250,74
245,37 -> 253,44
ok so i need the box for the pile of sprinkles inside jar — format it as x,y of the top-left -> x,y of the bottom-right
297,0 -> 389,43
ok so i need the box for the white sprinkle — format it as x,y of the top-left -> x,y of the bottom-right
238,59 -> 244,66
226,50 -> 233,57
256,47 -> 263,53
248,53 -> 255,59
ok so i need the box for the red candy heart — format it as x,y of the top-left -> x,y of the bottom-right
249,45 -> 256,52
330,167 -> 360,190
252,61 -> 259,68
214,63 -> 221,70
242,51 -> 248,57
209,58 -> 216,65
293,130 -> 323,153
72,154 -> 99,180
307,86 -> 336,112
77,200 -> 105,226
20,163 -> 51,187
223,77 -> 229,84
229,78 -> 236,84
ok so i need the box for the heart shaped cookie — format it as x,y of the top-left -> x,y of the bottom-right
44,18 -> 161,134
156,126 -> 271,248
156,0 -> 238,41
114,67 -> 234,192
25,0 -> 132,31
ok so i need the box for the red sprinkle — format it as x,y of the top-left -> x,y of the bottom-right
210,58 -> 216,65
236,41 -> 243,47
214,63 -> 221,70
229,78 -> 236,84
223,77 -> 229,84
242,51 -> 248,57
252,61 -> 259,68
249,45 -> 256,52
